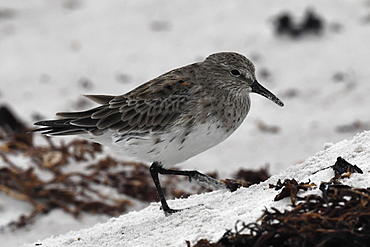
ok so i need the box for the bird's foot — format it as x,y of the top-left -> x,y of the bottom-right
189,171 -> 227,190
161,206 -> 183,216
160,204 -> 205,216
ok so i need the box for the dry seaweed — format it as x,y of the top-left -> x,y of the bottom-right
0,138 -> 132,229
331,156 -> 363,177
234,167 -> 270,185
221,179 -> 251,192
191,158 -> 368,247
222,168 -> 270,192
191,186 -> 370,247
269,179 -> 316,206
0,106 -> 187,229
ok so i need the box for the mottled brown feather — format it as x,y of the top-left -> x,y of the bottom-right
49,64 -> 201,135
56,106 -> 105,118
83,95 -> 115,104
96,112 -> 122,129
70,117 -> 99,127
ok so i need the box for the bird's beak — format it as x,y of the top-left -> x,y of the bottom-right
251,80 -> 284,107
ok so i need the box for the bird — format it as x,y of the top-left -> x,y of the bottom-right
34,52 -> 284,216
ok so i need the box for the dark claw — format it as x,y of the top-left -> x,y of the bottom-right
161,206 -> 183,216
161,204 -> 204,216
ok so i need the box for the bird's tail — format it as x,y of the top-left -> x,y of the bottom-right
33,119 -> 96,136
33,95 -> 115,136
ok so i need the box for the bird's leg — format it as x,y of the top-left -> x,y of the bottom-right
150,162 -> 182,216
153,164 -> 226,190
150,162 -> 226,216
183,170 -> 227,190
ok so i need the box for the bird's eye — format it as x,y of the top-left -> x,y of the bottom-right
230,69 -> 241,76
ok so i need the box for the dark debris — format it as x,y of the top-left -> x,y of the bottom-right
191,157 -> 368,247
269,179 -> 316,206
235,167 -> 270,185
255,120 -> 280,134
336,120 -> 370,133
222,179 -> 251,192
332,156 -> 363,177
191,186 -> 370,247
274,9 -> 324,38
222,167 -> 270,192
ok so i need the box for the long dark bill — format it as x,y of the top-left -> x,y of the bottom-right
251,80 -> 284,107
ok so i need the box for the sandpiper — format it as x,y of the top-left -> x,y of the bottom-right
34,52 -> 284,216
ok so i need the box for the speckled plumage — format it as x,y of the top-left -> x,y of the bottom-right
35,52 -> 282,165
34,52 -> 284,215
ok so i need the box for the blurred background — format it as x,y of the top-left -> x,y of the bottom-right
0,0 -> 370,246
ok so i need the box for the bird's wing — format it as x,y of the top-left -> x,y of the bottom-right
38,64 -> 200,135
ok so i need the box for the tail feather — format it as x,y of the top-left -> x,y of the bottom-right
70,117 -> 99,127
33,94 -> 117,136
33,119 -> 96,136
83,95 -> 115,104
56,106 -> 104,118
34,119 -> 73,127
37,128 -> 88,136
